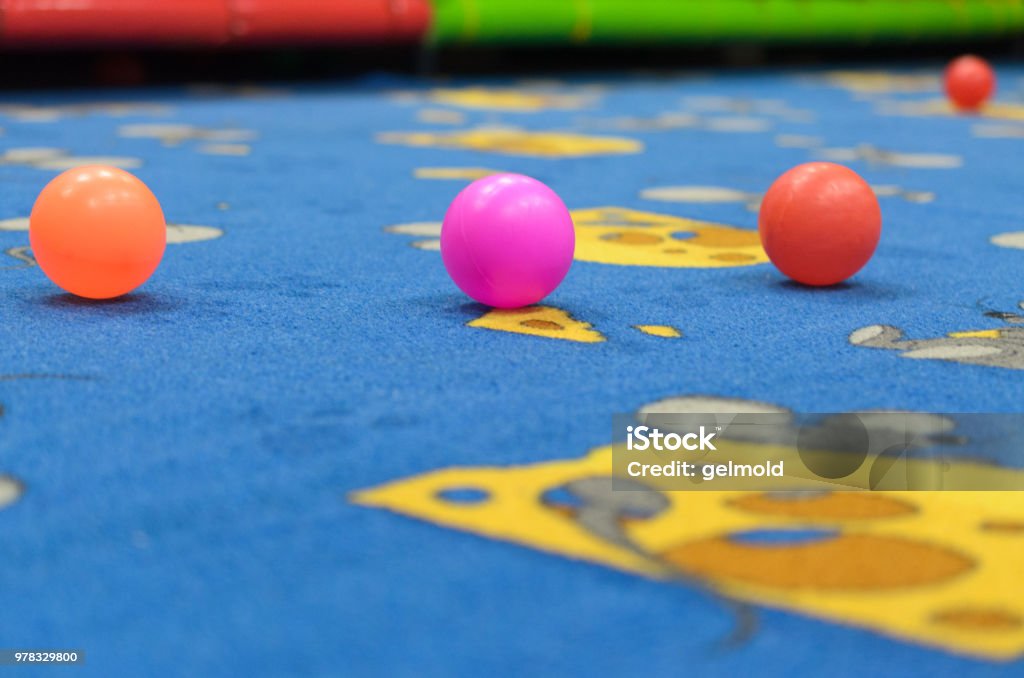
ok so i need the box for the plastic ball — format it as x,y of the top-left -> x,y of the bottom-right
440,173 -> 575,308
30,165 -> 167,299
944,55 -> 995,111
758,162 -> 881,287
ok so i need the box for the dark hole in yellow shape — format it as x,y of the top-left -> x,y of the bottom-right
521,319 -> 564,330
600,232 -> 663,245
729,493 -> 917,520
660,534 -> 973,590
980,520 -> 1024,534
932,608 -> 1023,631
711,252 -> 756,262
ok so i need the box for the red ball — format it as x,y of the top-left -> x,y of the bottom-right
758,163 -> 881,287
944,55 -> 995,111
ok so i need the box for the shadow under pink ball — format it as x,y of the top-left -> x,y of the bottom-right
441,173 -> 575,308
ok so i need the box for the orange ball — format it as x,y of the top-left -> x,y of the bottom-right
30,166 -> 166,299
944,55 -> 995,111
758,163 -> 881,287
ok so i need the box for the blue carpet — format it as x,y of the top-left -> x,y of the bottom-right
0,67 -> 1020,676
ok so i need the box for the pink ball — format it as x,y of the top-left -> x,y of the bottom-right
441,173 -> 575,308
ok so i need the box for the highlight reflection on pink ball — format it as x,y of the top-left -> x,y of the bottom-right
440,173 -> 575,308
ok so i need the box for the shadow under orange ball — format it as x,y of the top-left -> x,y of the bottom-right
30,166 -> 167,299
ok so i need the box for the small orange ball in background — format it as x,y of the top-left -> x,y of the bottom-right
758,162 -> 881,287
944,55 -> 996,111
30,166 -> 166,299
